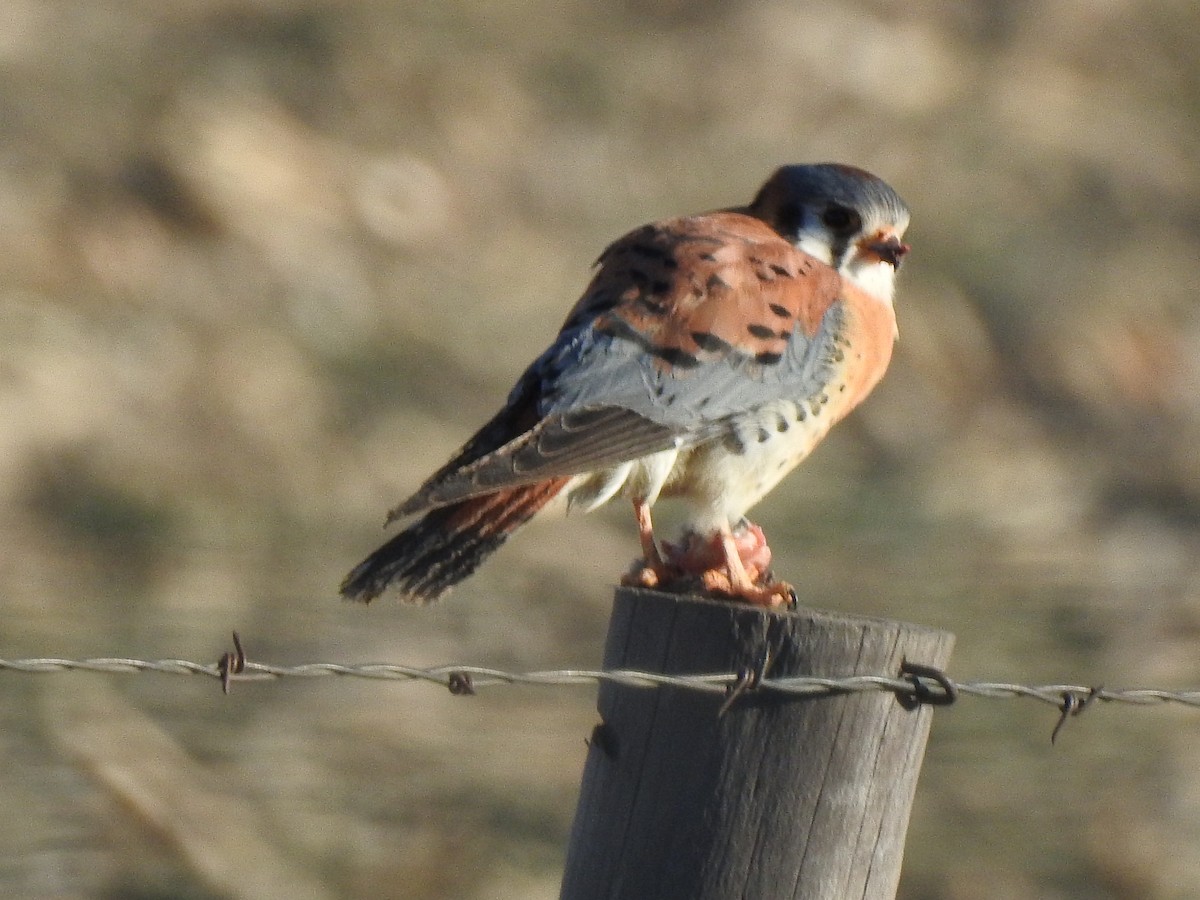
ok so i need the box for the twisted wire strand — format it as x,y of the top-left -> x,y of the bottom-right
3,655 -> 1200,710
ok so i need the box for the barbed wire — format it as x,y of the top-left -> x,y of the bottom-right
3,648 -> 1199,711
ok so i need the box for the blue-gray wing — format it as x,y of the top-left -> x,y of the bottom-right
393,212 -> 847,516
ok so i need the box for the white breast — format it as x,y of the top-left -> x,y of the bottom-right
559,393 -> 839,532
668,398 -> 836,533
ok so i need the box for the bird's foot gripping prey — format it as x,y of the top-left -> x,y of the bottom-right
622,500 -> 794,608
340,163 -> 910,608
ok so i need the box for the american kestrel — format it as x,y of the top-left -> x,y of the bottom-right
342,163 -> 909,608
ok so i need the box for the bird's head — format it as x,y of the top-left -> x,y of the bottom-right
749,163 -> 910,302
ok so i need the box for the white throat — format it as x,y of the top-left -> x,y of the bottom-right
794,233 -> 898,303
840,256 -> 898,303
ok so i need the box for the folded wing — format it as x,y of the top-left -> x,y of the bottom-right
394,211 -> 847,519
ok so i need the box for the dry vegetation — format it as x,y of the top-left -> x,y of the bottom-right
2,1 -> 1200,897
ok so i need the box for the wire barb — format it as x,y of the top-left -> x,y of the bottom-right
447,671 -> 476,696
718,624 -> 783,717
897,660 -> 958,710
217,631 -> 246,695
1051,685 -> 1102,744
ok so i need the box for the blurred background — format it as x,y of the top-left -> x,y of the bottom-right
2,0 -> 1199,897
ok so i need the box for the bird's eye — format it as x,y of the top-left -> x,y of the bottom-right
821,205 -> 860,233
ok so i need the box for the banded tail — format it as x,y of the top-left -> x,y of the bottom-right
340,478 -> 570,604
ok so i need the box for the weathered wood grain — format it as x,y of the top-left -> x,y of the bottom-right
560,587 -> 954,900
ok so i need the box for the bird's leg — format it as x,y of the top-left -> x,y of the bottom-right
718,522 -> 753,590
624,509 -> 793,606
621,496 -> 674,589
634,496 -> 664,570
697,520 -> 795,609
668,521 -> 768,579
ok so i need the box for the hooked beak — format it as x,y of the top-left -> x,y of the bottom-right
860,233 -> 910,269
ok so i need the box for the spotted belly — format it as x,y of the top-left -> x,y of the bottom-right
557,395 -> 833,532
665,397 -> 837,532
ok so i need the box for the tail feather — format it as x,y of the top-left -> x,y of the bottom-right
340,478 -> 570,604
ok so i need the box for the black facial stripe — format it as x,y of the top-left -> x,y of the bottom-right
829,234 -> 851,269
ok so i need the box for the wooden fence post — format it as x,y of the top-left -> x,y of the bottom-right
559,586 -> 954,900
